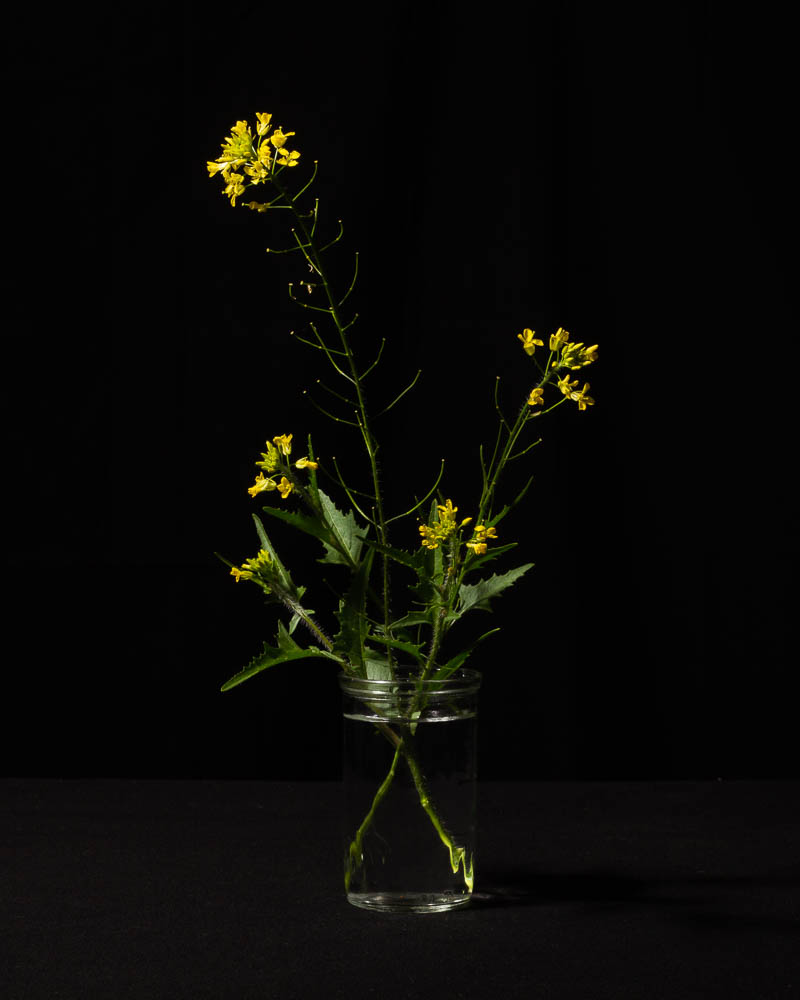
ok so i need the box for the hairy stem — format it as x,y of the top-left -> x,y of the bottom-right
272,174 -> 395,663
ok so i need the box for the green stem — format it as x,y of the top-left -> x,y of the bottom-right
404,748 -> 473,889
344,720 -> 473,893
272,174 -> 395,664
344,741 -> 403,892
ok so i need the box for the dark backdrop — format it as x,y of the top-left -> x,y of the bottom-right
3,2 -> 796,779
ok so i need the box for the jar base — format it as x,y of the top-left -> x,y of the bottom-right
347,891 -> 472,914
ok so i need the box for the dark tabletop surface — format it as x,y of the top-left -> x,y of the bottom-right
2,779 -> 798,999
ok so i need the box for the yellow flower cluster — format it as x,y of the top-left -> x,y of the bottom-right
249,433 -> 318,500
230,548 -> 273,583
519,328 -> 599,410
560,340 -> 599,369
419,500 -> 472,550
466,524 -> 498,556
207,114 -> 301,206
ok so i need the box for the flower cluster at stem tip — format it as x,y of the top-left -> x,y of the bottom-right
418,501 -> 501,558
230,548 -> 273,584
519,326 -> 598,409
419,499 -> 471,550
207,113 -> 301,207
247,433 -> 318,500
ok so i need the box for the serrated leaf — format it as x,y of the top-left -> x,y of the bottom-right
318,489 -> 367,566
259,504 -> 331,545
332,547 -> 374,669
390,611 -> 434,629
455,563 -> 534,618
221,642 -> 341,691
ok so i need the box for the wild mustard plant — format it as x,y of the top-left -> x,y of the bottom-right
207,113 -> 599,890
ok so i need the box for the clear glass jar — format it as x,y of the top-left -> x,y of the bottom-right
340,668 -> 481,913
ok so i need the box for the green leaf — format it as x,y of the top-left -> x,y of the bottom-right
276,620 -> 301,652
431,628 -> 501,682
221,642 -> 341,691
251,514 -> 295,594
332,547 -> 375,670
366,634 -> 426,665
304,433 -> 321,508
259,505 -> 331,546
453,563 -> 534,619
390,611 -> 434,629
364,655 -> 393,681
317,489 -> 367,566
485,477 -> 534,529
463,542 -> 519,573
361,538 -> 424,572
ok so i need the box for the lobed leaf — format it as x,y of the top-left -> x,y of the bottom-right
332,548 -> 374,669
317,489 -> 367,566
453,563 -> 534,619
221,642 -> 341,691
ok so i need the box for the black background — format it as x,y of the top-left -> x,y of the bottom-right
3,2 -> 796,780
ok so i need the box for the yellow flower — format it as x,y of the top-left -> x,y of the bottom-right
527,387 -> 544,406
419,500 -> 472,549
248,472 -> 277,497
549,326 -> 570,351
466,523 -> 498,556
273,433 -> 293,456
256,440 -> 281,472
558,376 -> 595,410
517,328 -> 544,356
437,499 -> 459,524
217,121 -> 255,165
257,143 -> 273,166
222,171 -> 246,205
466,540 -> 488,555
561,341 -> 599,369
295,457 -> 319,470
557,375 -> 579,397
276,149 -> 301,167
270,128 -> 295,149
231,548 -> 273,584
419,524 -> 439,550
244,160 -> 269,183
255,112 -> 273,135
276,476 -> 294,499
245,201 -> 271,213
572,384 -> 595,410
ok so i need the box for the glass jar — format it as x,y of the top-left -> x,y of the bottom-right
340,668 -> 481,913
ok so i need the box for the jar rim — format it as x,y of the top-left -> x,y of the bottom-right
339,667 -> 481,695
